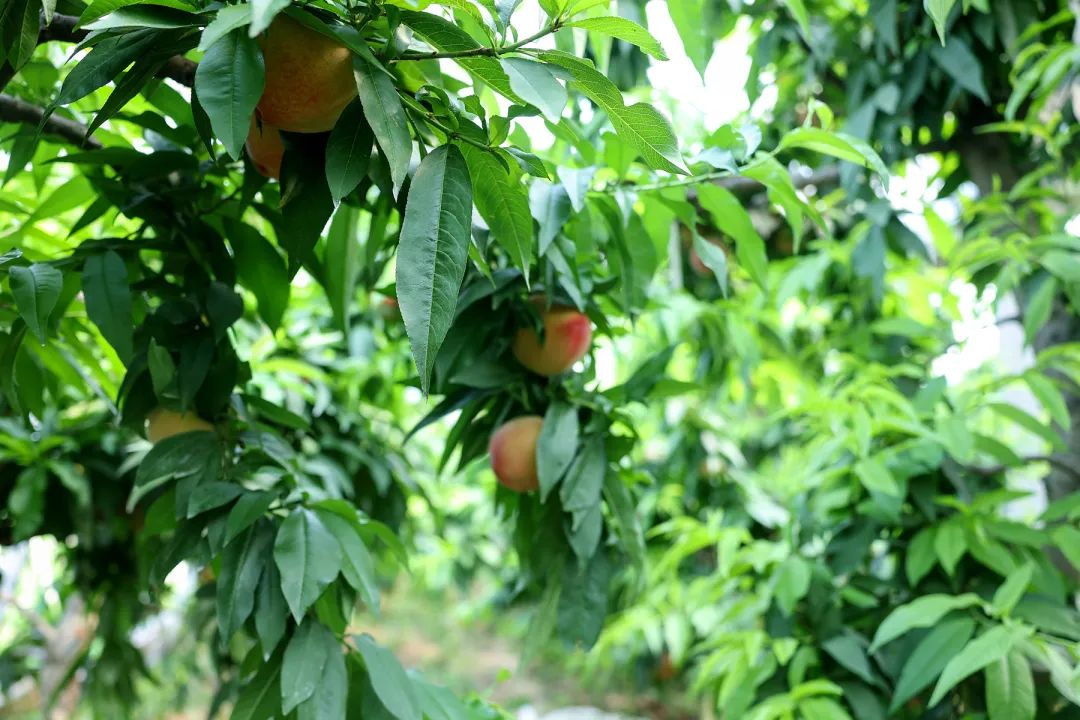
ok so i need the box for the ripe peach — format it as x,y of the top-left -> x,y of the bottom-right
146,408 -> 214,444
246,117 -> 284,179
512,302 -> 592,377
256,15 -> 356,133
489,416 -> 543,492
375,295 -> 401,323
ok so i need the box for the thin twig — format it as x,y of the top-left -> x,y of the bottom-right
621,165 -> 842,197
390,22 -> 559,62
965,455 -> 1080,483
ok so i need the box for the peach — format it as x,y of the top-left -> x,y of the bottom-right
512,302 -> 592,376
146,408 -> 214,444
489,416 -> 543,492
256,15 -> 356,133
375,295 -> 402,323
246,117 -> 284,179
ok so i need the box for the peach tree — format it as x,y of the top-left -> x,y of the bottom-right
0,0 -> 1078,719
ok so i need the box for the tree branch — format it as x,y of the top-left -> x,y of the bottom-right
391,22 -> 560,62
0,93 -> 102,149
621,165 -> 841,198
36,12 -> 197,87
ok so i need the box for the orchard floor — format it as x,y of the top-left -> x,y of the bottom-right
353,579 -> 695,720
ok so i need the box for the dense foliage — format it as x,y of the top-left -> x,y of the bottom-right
0,0 -> 1078,718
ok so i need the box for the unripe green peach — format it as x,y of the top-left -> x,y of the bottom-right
256,15 -> 356,133
488,415 -> 543,492
146,408 -> 214,444
512,302 -> 592,377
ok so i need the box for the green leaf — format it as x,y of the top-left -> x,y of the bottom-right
255,561 -> 288,656
460,144 -> 533,277
1023,275 -> 1057,345
1051,525 -> 1080,573
248,0 -> 290,36
78,0 -> 194,25
501,58 -> 567,122
148,339 -> 177,398
273,508 -> 343,621
889,617 -> 975,711
668,0 -> 712,76
854,456 -> 901,496
556,549 -> 611,648
529,180 -> 571,256
194,29 -> 265,160
1025,372 -> 1071,431
86,55 -> 173,137
692,232 -> 729,294
81,5 -> 198,30
282,619 -> 337,714
315,509 -> 380,613
354,634 -> 422,720
696,184 -> 768,290
353,58 -> 412,195
325,99 -> 373,204
990,564 -> 1032,618
278,132 -> 334,273
538,51 -> 685,174
41,0 -> 56,30
538,401 -> 579,501
231,647 -> 283,720
297,641 -> 346,720
225,219 -> 289,331
198,3 -> 252,51
928,625 -> 1027,706
986,650 -> 1036,720
1041,249 -> 1080,283
936,414 -> 974,464
870,593 -> 982,650
987,402 -> 1066,451
799,698 -> 853,720
567,504 -> 602,563
925,0 -> 959,44
774,556 -> 811,616
906,527 -> 937,585
217,521 -> 272,641
559,435 -> 605,512
778,0 -> 811,39
396,145 -> 473,394
934,521 -> 967,575
504,147 -> 549,178
10,263 -> 62,345
186,482 -> 243,517
55,30 -> 161,105
603,473 -> 645,567
739,156 -> 819,243
565,16 -> 667,60
128,431 -> 220,511
323,205 -> 362,334
821,633 -> 875,684
929,37 -> 989,103
6,0 -> 38,70
778,128 -> 890,189
225,491 -> 277,545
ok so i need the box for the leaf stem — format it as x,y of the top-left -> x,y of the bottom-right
390,22 -> 560,62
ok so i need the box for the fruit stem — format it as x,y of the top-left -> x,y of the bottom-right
391,22 -> 561,62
